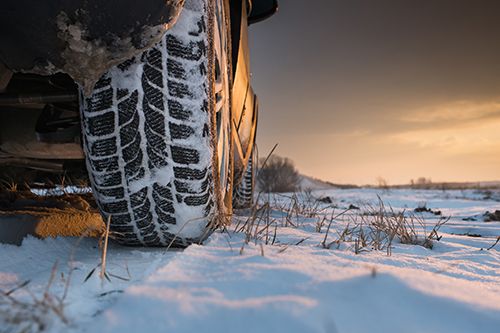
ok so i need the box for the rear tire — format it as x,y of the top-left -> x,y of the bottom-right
233,150 -> 255,209
80,0 -> 231,247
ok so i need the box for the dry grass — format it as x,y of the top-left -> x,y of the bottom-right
232,189 -> 336,248
0,220 -> 128,333
320,197 -> 448,254
0,179 -> 21,192
84,216 -> 131,284
230,192 -> 448,256
0,262 -> 69,333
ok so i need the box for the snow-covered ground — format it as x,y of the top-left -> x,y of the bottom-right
1,188 -> 499,333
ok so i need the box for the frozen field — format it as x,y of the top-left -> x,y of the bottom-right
1,188 -> 499,333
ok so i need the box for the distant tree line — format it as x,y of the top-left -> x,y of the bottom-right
257,155 -> 300,193
410,177 -> 433,187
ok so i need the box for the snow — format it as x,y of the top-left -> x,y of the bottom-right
299,174 -> 336,190
1,188 -> 499,332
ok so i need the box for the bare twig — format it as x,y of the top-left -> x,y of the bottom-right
100,215 -> 111,283
487,236 -> 500,250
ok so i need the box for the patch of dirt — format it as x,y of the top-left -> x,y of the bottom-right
0,190 -> 104,245
484,210 -> 500,222
451,232 -> 483,238
317,196 -> 332,204
414,205 -> 442,216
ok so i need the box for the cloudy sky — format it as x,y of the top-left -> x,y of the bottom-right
248,0 -> 500,185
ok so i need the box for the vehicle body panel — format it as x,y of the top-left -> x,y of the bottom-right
0,0 -> 277,181
248,0 -> 278,25
229,0 -> 258,182
0,0 -> 185,93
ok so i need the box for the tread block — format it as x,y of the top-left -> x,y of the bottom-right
86,112 -> 115,136
96,186 -> 124,199
153,192 -> 175,213
145,124 -> 167,151
155,208 -> 176,224
102,200 -> 129,213
118,91 -> 139,125
130,187 -> 148,207
122,135 -> 142,163
144,47 -> 163,70
147,145 -> 168,169
144,103 -> 166,136
113,234 -> 142,245
167,80 -> 192,99
132,199 -> 151,219
153,183 -> 174,200
174,177 -> 210,194
117,88 -> 128,100
167,99 -> 192,120
138,223 -> 156,235
167,58 -> 187,79
90,137 -> 117,157
110,224 -> 135,233
90,156 -> 119,173
94,77 -> 112,90
93,171 -> 122,188
184,192 -> 209,206
173,167 -> 207,181
135,212 -> 153,228
166,35 -> 205,61
110,213 -> 132,225
128,167 -> 146,183
143,235 -> 162,245
169,123 -> 194,140
117,57 -> 136,71
143,63 -> 164,88
142,81 -> 164,109
171,146 -> 200,164
174,177 -> 209,194
85,88 -> 113,113
174,180 -> 194,194
119,112 -> 140,147
124,151 -> 144,178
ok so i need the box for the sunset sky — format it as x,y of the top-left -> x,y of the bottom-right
249,0 -> 500,185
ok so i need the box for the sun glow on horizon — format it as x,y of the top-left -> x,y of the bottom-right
259,99 -> 500,186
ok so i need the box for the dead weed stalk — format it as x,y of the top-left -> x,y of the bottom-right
321,196 -> 448,254
0,262 -> 68,333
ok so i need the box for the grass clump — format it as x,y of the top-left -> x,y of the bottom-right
0,263 -> 68,333
320,196 -> 448,254
233,192 -> 449,256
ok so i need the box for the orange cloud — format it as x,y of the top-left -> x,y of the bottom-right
402,100 -> 500,126
392,100 -> 500,155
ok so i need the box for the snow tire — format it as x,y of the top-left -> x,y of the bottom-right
233,151 -> 255,209
80,0 -> 227,247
